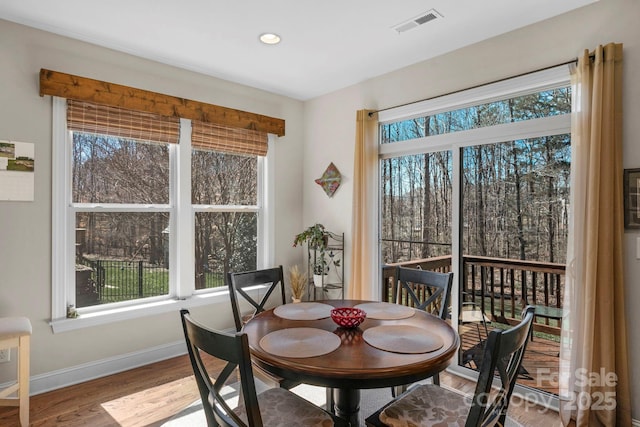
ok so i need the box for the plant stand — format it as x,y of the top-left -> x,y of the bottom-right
308,231 -> 344,301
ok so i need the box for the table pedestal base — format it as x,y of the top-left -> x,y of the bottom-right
333,388 -> 360,426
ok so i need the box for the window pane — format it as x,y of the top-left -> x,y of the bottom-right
194,212 -> 257,289
461,135 -> 570,262
380,151 -> 452,263
192,149 -> 257,205
72,133 -> 169,204
75,212 -> 170,307
381,88 -> 571,144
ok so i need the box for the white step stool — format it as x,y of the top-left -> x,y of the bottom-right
0,317 -> 32,426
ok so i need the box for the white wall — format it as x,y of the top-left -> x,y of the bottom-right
0,18 -> 305,388
303,0 -> 640,418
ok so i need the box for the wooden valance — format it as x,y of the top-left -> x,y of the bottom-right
40,69 -> 285,136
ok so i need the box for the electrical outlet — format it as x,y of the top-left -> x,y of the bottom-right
0,348 -> 10,363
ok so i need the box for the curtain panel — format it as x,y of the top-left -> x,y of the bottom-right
560,43 -> 630,427
348,110 -> 378,300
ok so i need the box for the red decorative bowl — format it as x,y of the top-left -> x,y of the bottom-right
331,307 -> 367,329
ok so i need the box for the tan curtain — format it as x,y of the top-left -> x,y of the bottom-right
348,110 -> 378,300
560,43 -> 631,427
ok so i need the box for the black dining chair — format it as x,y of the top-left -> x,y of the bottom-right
391,266 -> 453,395
228,266 -> 287,332
180,309 -> 348,427
228,266 -> 302,390
394,266 -> 453,321
365,305 -> 536,427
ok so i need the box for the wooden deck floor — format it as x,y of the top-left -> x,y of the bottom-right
459,324 -> 560,395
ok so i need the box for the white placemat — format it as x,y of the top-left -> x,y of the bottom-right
259,327 -> 341,358
273,302 -> 334,320
354,302 -> 415,320
363,325 -> 444,354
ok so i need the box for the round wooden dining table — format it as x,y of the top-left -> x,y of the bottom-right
242,299 -> 459,425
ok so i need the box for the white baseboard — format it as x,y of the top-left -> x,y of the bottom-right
0,327 -> 238,396
27,339 -> 187,395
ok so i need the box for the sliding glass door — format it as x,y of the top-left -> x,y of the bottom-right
377,65 -> 572,408
458,136 -> 570,399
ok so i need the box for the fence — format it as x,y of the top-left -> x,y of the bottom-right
79,259 -> 167,303
77,259 -> 225,305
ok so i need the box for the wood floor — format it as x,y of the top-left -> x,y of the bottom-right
0,354 -> 565,427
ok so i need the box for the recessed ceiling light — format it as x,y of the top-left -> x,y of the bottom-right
259,33 -> 281,45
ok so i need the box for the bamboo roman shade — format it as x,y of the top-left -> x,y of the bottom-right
66,100 -> 181,144
191,120 -> 268,157
66,100 -> 269,156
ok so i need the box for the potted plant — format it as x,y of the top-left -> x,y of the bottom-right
293,223 -> 329,288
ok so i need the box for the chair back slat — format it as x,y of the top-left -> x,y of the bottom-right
228,266 -> 286,332
465,305 -> 535,427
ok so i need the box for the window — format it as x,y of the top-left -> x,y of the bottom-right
191,121 -> 266,290
52,99 -> 272,328
379,67 -> 571,266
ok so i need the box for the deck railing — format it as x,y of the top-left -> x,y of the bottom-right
382,254 -> 565,336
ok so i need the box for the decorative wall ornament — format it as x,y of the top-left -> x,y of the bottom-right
315,162 -> 342,197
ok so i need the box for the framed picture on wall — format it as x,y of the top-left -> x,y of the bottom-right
624,168 -> 640,229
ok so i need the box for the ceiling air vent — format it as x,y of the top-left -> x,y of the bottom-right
392,9 -> 442,34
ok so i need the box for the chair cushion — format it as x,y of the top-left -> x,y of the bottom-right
379,384 -> 471,427
235,387 -> 335,427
